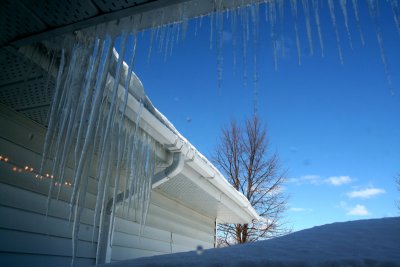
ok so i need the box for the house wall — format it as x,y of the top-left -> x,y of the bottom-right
0,108 -> 215,267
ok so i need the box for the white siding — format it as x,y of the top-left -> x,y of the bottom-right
0,108 -> 215,266
111,191 -> 215,261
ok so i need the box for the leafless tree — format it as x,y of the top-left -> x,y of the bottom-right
214,116 -> 288,247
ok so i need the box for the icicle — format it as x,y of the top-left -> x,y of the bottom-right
277,0 -> 286,58
71,94 -> 98,266
46,44 -> 83,215
302,0 -> 314,55
231,8 -> 237,75
42,49 -> 57,103
240,6 -> 249,87
181,2 -> 189,41
147,28 -> 156,63
210,11 -> 214,49
56,47 -> 89,199
328,0 -> 344,64
121,130 -> 134,215
40,49 -> 65,177
158,25 -> 167,53
163,24 -> 172,62
250,2 -> 260,95
367,0 -> 395,94
127,138 -> 141,217
278,0 -> 285,25
169,24 -> 177,57
389,0 -> 400,35
216,10 -> 224,88
351,0 -> 365,45
122,34 -> 137,117
312,0 -> 324,57
175,22 -> 181,44
269,0 -> 279,70
108,127 -> 127,244
340,0 -> 353,49
139,138 -> 156,234
75,39 -> 100,166
95,133 -> 116,265
194,16 -> 199,37
290,0 -> 302,65
70,35 -> 113,215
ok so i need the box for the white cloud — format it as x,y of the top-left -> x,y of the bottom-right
290,174 -> 354,186
290,207 -> 305,212
347,204 -> 370,216
324,176 -> 353,186
289,175 -> 320,185
347,187 -> 386,199
290,207 -> 312,212
339,202 -> 370,216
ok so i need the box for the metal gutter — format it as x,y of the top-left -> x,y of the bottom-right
123,89 -> 260,222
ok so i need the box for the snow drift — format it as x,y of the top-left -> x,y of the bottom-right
100,217 -> 400,267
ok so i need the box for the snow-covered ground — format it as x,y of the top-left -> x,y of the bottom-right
101,217 -> 400,267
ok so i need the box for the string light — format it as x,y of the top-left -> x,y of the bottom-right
0,153 -> 73,187
0,155 -> 9,163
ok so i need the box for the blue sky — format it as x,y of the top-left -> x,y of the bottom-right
129,1 -> 399,231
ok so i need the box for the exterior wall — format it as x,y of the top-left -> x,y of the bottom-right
0,108 -> 215,266
111,191 -> 215,262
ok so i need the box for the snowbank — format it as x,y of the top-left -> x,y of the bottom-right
100,217 -> 400,267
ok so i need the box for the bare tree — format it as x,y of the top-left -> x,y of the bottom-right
214,116 -> 288,247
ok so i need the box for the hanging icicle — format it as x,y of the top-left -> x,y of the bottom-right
340,0 -> 354,49
41,26 -> 159,266
312,0 -> 325,57
328,0 -> 345,64
351,0 -> 365,46
367,0 -> 395,95
290,0 -> 303,65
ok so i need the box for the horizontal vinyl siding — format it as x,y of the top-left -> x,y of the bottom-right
0,183 -> 97,267
0,110 -> 98,267
111,191 -> 215,262
0,253 -> 93,267
0,108 -> 216,265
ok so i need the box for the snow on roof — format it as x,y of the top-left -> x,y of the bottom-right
100,217 -> 400,267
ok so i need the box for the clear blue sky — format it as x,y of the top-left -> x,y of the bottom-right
128,1 -> 399,231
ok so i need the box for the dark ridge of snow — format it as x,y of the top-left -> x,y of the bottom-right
101,217 -> 400,267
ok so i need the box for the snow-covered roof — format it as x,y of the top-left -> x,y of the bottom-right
100,217 -> 400,266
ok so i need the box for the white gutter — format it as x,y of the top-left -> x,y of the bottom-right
152,152 -> 185,188
122,87 -> 260,222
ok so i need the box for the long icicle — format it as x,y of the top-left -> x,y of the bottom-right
70,35 -> 113,216
340,0 -> 353,49
312,0 -> 324,57
367,0 -> 395,95
40,49 -> 65,179
389,0 -> 400,36
302,0 -> 314,55
328,0 -> 344,64
290,0 -> 302,65
351,0 -> 365,45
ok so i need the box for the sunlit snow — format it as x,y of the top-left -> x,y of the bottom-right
100,217 -> 400,267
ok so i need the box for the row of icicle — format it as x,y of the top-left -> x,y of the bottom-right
38,0 -> 400,265
139,0 -> 398,108
40,32 -> 158,265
